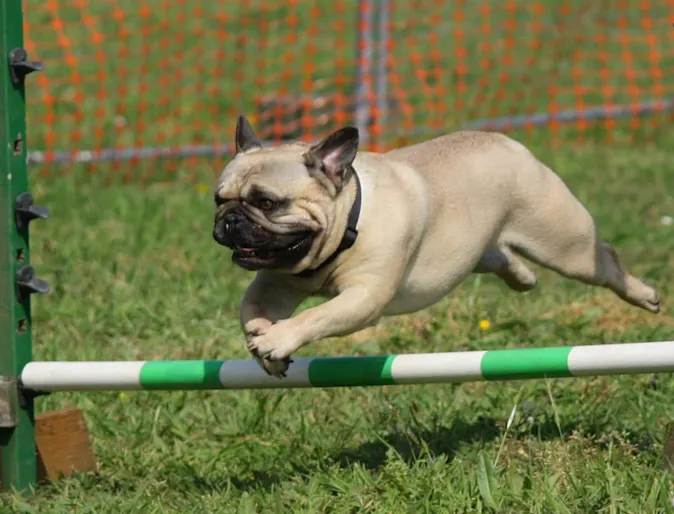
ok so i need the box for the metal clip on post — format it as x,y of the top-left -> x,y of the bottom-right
8,48 -> 44,87
15,192 -> 50,231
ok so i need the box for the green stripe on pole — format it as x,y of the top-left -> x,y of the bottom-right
140,360 -> 224,390
480,347 -> 573,380
308,355 -> 396,387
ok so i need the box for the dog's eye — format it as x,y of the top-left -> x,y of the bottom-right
258,198 -> 277,211
214,195 -> 226,206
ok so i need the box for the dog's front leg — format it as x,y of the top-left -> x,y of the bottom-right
246,281 -> 392,377
240,273 -> 308,377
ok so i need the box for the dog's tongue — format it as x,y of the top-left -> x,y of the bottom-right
237,247 -> 257,256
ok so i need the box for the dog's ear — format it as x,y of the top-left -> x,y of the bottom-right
235,114 -> 262,154
304,126 -> 359,191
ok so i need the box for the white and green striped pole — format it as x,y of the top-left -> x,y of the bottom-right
19,341 -> 674,392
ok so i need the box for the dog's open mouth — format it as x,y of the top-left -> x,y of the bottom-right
232,232 -> 313,270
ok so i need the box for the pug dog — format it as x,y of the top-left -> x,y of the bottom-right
212,114 -> 660,378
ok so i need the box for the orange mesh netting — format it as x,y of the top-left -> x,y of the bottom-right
21,0 -> 674,181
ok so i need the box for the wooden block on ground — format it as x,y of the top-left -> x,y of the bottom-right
35,407 -> 96,481
1,407 -> 96,491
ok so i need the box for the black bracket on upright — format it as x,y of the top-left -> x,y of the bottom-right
15,265 -> 50,303
14,192 -> 51,301
8,48 -> 44,87
15,192 -> 50,231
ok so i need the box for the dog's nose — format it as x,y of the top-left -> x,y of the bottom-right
214,206 -> 246,244
213,219 -> 233,246
213,207 -> 249,247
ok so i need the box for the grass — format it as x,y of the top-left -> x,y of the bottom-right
3,0 -> 674,511
0,139 -> 672,513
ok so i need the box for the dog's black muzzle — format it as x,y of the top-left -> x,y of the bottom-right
213,206 -> 314,270
212,207 -> 260,248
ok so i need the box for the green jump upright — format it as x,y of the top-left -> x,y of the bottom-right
0,0 -> 47,493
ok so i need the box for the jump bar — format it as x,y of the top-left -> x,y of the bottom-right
20,341 -> 674,392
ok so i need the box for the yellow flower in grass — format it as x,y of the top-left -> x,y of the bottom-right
197,183 -> 210,195
479,319 -> 491,331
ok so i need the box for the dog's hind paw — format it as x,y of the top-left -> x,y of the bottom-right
621,277 -> 660,314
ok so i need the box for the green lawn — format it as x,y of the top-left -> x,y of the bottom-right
0,140 -> 672,513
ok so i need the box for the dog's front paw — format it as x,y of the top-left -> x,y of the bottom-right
244,318 -> 273,338
246,323 -> 299,379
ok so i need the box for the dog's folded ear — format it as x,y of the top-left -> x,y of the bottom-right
235,114 -> 262,154
304,127 -> 359,192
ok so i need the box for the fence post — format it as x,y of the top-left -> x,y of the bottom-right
355,0 -> 374,149
374,0 -> 390,150
0,0 -> 47,493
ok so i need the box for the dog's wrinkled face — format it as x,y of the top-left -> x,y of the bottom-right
212,115 -> 359,272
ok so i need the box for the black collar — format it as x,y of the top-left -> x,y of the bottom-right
297,168 -> 362,278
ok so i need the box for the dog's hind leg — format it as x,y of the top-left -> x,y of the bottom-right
474,248 -> 538,292
504,180 -> 660,313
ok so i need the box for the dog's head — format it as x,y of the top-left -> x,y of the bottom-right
212,114 -> 359,273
